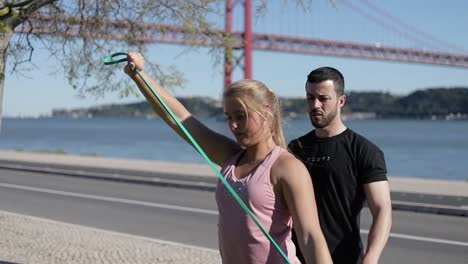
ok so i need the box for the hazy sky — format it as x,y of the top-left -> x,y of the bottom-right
3,0 -> 468,117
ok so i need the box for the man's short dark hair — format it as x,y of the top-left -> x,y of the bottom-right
307,67 -> 345,96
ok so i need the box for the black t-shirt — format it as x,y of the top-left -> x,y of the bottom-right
288,128 -> 387,264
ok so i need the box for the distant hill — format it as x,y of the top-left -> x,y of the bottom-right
52,97 -> 222,119
52,87 -> 468,120
344,87 -> 468,119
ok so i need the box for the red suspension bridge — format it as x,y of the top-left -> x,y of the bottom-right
15,0 -> 468,89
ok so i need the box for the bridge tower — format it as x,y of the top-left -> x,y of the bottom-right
224,0 -> 253,89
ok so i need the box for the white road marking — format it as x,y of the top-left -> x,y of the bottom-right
0,182 -> 218,215
360,229 -> 468,247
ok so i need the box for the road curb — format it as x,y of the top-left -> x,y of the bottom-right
392,200 -> 468,217
0,160 -> 217,191
1,159 -> 467,217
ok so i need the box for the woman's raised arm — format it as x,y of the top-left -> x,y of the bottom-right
125,52 -> 240,166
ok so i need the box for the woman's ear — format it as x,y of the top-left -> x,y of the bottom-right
262,104 -> 273,122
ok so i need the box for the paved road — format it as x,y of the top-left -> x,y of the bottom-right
1,168 -> 467,263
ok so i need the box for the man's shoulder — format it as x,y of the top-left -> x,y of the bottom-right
346,129 -> 383,153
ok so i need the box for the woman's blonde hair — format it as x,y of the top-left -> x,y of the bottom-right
223,79 -> 286,148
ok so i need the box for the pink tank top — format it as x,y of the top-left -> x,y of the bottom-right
215,146 -> 300,264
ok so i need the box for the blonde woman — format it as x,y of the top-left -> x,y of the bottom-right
125,52 -> 331,264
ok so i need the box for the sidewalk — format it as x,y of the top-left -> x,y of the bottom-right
0,210 -> 221,264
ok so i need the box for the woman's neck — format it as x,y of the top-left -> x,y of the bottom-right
243,139 -> 277,163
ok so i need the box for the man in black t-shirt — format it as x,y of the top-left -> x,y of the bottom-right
289,67 -> 392,264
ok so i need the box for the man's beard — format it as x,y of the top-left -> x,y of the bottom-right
309,108 -> 338,129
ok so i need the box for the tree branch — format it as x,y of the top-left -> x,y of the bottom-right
7,0 -> 58,28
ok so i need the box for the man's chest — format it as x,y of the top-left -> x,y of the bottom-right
296,144 -> 358,185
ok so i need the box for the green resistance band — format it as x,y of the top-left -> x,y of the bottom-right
103,52 -> 291,264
